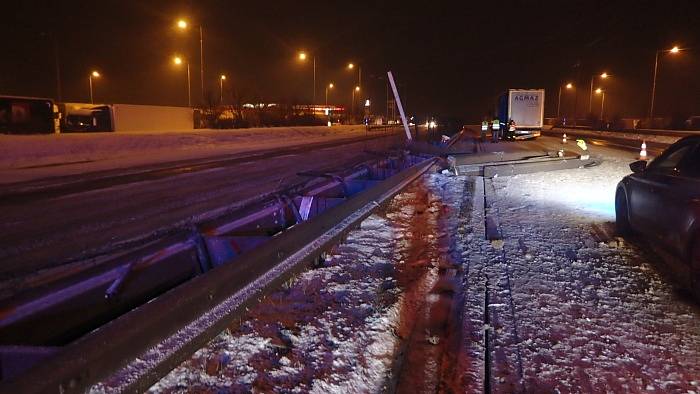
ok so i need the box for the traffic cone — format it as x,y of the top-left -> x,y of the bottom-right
562,133 -> 567,144
640,141 -> 647,160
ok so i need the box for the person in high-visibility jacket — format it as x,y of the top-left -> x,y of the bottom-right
481,119 -> 488,142
491,118 -> 501,143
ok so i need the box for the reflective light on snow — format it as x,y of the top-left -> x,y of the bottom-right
578,199 -> 616,216
517,170 -> 620,219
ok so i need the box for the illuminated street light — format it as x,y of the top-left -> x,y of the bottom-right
175,18 -> 204,105
173,55 -> 191,107
298,51 -> 316,104
89,70 -> 100,104
347,61 -> 362,92
650,45 -> 682,120
557,82 -> 574,118
589,72 -> 610,113
220,74 -> 226,104
325,83 -> 334,106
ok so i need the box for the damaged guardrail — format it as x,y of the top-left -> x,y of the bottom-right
0,151 -> 436,393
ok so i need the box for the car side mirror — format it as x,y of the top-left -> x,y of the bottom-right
629,160 -> 647,173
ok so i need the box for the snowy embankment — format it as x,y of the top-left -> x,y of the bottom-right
148,189 -> 416,392
148,175 -> 469,393
0,125 -> 371,183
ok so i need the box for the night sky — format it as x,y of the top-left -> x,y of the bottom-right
1,0 -> 698,122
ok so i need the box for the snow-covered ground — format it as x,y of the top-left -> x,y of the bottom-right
550,128 -> 680,145
149,184 -> 428,393
0,125 -> 373,183
472,155 -> 700,392
148,151 -> 700,392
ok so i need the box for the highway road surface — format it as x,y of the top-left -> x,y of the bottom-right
0,133 -> 401,286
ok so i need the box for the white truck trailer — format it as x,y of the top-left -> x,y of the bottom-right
497,89 -> 544,139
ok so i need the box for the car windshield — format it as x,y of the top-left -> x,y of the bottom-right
647,142 -> 696,175
678,145 -> 700,178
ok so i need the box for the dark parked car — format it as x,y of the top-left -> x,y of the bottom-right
615,136 -> 700,297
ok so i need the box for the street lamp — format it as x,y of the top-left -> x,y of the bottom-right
325,83 -> 334,106
351,86 -> 360,119
298,51 -> 316,104
649,45 -> 682,120
595,88 -> 605,121
347,62 -> 361,91
557,82 -> 573,118
176,18 -> 204,105
589,72 -> 609,113
220,74 -> 226,104
89,70 -> 100,104
173,55 -> 191,107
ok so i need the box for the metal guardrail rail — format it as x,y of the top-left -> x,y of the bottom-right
0,150 -> 436,393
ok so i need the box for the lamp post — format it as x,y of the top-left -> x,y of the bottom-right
298,51 -> 316,104
89,70 -> 100,104
588,72 -> 608,113
649,46 -> 681,121
325,83 -> 334,107
557,82 -> 573,119
347,62 -> 361,90
176,19 -> 204,105
220,74 -> 226,104
173,56 -> 191,107
351,86 -> 360,119
595,88 -> 605,121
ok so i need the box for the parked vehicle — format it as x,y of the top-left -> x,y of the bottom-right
0,95 -> 59,134
615,136 -> 700,297
496,89 -> 544,140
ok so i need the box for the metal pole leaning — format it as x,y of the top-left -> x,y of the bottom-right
387,71 -> 412,142
557,85 -> 562,118
649,50 -> 660,121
